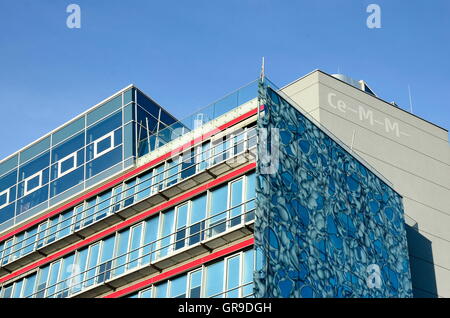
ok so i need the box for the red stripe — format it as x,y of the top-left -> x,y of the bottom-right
0,107 -> 259,243
104,238 -> 254,298
0,163 -> 256,284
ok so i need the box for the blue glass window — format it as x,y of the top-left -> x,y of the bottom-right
205,260 -> 224,298
209,185 -> 228,237
114,229 -> 130,276
170,275 -> 187,298
22,273 -> 37,298
159,209 -> 174,258
0,189 -> 8,208
229,179 -> 243,228
189,194 -> 207,245
226,255 -> 240,297
175,203 -> 188,250
128,224 -> 143,270
189,270 -> 202,298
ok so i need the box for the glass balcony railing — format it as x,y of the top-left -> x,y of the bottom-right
0,126 -> 257,269
137,78 -> 278,157
25,201 -> 256,298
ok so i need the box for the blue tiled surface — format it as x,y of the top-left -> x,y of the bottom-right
254,84 -> 413,298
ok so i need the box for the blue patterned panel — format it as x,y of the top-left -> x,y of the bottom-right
254,83 -> 413,298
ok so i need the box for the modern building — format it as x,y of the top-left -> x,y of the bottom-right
0,69 -> 446,298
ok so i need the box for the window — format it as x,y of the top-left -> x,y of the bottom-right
175,203 -> 189,250
205,261 -> 224,298
170,275 -> 187,298
189,194 -> 207,245
188,270 -> 202,298
229,179 -> 243,228
94,131 -> 115,158
57,151 -> 77,177
128,224 -> 143,270
24,171 -> 43,196
226,255 -> 241,297
208,185 -> 228,237
0,189 -> 9,209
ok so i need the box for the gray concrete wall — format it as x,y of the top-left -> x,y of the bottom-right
282,70 -> 450,298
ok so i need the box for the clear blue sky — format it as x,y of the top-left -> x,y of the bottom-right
0,0 -> 449,160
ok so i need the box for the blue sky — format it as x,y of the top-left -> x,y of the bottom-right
0,0 -> 449,160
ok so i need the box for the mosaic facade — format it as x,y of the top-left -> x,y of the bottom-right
254,84 -> 413,298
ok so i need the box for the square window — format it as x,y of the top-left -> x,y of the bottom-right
24,171 -> 43,196
57,152 -> 77,178
0,189 -> 9,209
94,132 -> 115,158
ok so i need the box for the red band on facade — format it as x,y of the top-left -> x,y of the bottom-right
104,238 -> 255,298
0,107 -> 259,243
0,163 -> 256,284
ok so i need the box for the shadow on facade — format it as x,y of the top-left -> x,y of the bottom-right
405,222 -> 438,298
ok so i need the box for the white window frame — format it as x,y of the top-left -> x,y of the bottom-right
0,188 -> 10,210
57,151 -> 78,178
24,171 -> 43,196
94,131 -> 115,159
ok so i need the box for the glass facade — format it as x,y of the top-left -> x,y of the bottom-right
0,124 -> 256,268
126,249 -> 255,298
0,87 -> 178,232
0,172 -> 255,298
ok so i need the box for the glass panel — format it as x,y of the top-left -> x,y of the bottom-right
12,280 -> 23,298
142,216 -> 159,264
159,209 -> 174,258
23,273 -> 37,298
11,233 -> 25,262
175,203 -> 188,250
189,270 -> 202,298
170,275 -> 187,298
83,198 -> 96,227
96,190 -> 112,220
226,255 -> 240,298
114,229 -> 130,276
36,222 -> 48,249
128,224 -> 143,270
73,205 -> 84,231
245,173 -> 256,222
85,243 -> 100,287
197,141 -> 210,172
123,179 -> 136,207
72,248 -> 88,294
59,209 -> 74,239
56,253 -> 75,298
189,194 -> 207,245
98,235 -> 116,283
46,216 -> 60,244
140,288 -> 152,298
205,260 -> 224,298
36,265 -> 50,298
229,179 -> 243,228
155,282 -> 168,298
111,185 -> 123,212
152,165 -> 164,194
208,185 -> 228,237
242,249 -> 254,297
1,284 -> 13,298
166,159 -> 179,187
136,171 -> 152,201
23,227 -> 38,255
181,149 -> 195,180
1,240 -> 12,265
46,260 -> 61,298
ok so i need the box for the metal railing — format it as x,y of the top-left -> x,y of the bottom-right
24,202 -> 255,298
0,126 -> 257,268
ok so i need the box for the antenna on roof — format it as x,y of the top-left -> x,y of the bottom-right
260,57 -> 265,82
408,84 -> 414,114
